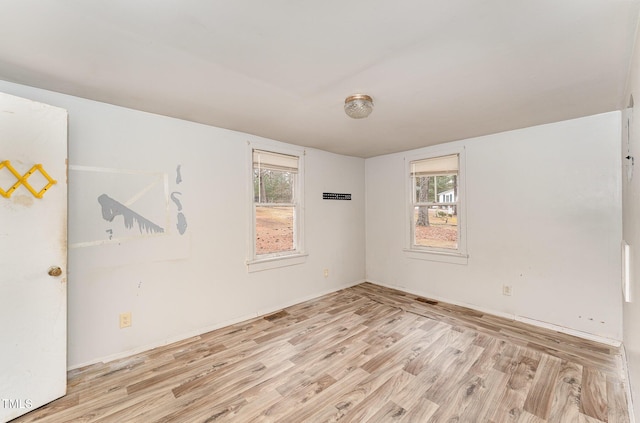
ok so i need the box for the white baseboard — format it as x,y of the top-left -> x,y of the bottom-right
515,315 -> 621,347
621,345 -> 637,423
366,279 -> 622,347
68,278 -> 366,371
253,279 -> 365,318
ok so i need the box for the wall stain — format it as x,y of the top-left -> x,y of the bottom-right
176,212 -> 187,235
98,194 -> 164,234
171,164 -> 188,235
12,195 -> 34,207
170,192 -> 183,211
176,165 -> 182,184
171,192 -> 187,234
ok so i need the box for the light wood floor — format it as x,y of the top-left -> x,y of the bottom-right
12,282 -> 630,422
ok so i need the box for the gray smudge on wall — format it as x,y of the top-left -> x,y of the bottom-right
98,194 -> 164,234
176,165 -> 182,184
170,192 -> 183,211
171,192 -> 188,234
172,164 -> 188,236
176,212 -> 187,235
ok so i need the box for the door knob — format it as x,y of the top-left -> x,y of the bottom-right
47,266 -> 62,277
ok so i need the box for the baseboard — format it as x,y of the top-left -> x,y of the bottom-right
621,344 -> 637,423
515,315 -> 621,347
67,312 -> 260,371
253,279 -> 365,318
366,279 -> 622,347
68,278 -> 366,371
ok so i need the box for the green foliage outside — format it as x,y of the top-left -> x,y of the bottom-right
415,174 -> 457,226
254,169 -> 295,204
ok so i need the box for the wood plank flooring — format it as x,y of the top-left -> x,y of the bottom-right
11,282 -> 630,422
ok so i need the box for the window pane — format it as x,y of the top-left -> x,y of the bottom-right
435,174 -> 456,203
253,169 -> 296,203
414,174 -> 457,204
256,206 -> 294,255
413,205 -> 458,249
414,176 -> 435,203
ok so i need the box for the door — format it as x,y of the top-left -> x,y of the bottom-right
0,92 -> 67,422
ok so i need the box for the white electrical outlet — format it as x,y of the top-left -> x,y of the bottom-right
120,312 -> 132,328
323,269 -> 329,278
502,285 -> 512,296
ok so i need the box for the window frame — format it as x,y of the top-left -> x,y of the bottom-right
404,146 -> 468,264
246,141 -> 306,272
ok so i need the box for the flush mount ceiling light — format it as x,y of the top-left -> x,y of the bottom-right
344,94 -> 374,119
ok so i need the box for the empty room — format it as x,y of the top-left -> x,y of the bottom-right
3,1 -> 640,422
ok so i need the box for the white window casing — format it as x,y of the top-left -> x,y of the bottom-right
404,145 -> 468,265
246,141 -> 307,272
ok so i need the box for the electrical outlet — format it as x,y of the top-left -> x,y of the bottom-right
502,285 -> 512,296
119,312 -> 132,328
323,268 -> 329,278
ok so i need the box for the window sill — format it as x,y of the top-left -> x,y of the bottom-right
246,253 -> 308,273
403,248 -> 468,265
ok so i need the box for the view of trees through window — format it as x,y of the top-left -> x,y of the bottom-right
411,154 -> 459,250
253,150 -> 298,256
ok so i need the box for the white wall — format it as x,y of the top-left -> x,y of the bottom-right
366,112 -> 623,342
0,77 -> 626,372
0,80 -> 366,368
622,13 -> 640,420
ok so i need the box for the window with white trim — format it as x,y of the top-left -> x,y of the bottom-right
407,148 -> 467,261
251,148 -> 304,262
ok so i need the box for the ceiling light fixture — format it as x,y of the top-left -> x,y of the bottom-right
344,94 -> 374,119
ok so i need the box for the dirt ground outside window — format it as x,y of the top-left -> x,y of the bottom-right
255,206 -> 294,255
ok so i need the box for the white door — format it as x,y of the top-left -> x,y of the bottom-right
0,92 -> 67,422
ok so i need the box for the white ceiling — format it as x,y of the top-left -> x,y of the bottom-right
1,1 -> 639,158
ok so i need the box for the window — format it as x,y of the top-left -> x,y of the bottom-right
406,148 -> 467,263
248,145 -> 305,271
